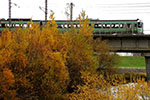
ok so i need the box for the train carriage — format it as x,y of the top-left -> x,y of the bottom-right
0,18 -> 143,35
54,19 -> 143,35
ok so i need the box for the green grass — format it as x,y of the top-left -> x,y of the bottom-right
116,56 -> 145,69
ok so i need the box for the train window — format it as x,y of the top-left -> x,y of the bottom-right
111,24 -> 116,28
10,24 -> 13,27
68,24 -> 71,28
106,24 -> 110,28
15,24 -> 20,27
120,24 -> 123,28
6,24 -> 10,27
61,25 -> 63,28
11,24 -> 14,28
75,24 -> 77,28
63,24 -> 65,28
57,24 -> 62,28
94,24 -> 98,28
77,24 -> 81,27
73,24 -> 76,28
21,24 -> 24,28
1,24 -> 5,28
27,24 -> 32,28
127,24 -> 131,28
19,24 -> 22,27
103,24 -> 106,28
134,24 -> 137,27
78,24 -> 81,28
64,24 -> 68,28
29,24 -> 32,28
20,24 -> 23,28
9,24 -> 12,27
57,24 -> 59,28
24,24 -> 27,28
98,24 -> 102,28
115,24 -> 119,28
138,22 -> 142,28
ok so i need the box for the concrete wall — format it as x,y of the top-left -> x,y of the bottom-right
96,35 -> 150,52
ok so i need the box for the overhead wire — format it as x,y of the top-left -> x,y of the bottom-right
96,3 -> 150,6
96,2 -> 150,14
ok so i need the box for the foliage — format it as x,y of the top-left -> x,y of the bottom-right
68,73 -> 150,100
93,39 -> 120,72
111,78 -> 150,100
0,68 -> 17,100
67,72 -> 110,100
0,14 -> 70,99
0,11 -> 149,100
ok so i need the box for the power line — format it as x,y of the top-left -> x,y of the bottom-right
97,5 -> 150,8
104,8 -> 150,13
96,3 -> 150,6
96,2 -> 150,14
108,12 -> 150,14
96,2 -> 150,9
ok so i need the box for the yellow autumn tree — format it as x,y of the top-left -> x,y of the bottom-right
66,11 -> 99,92
0,11 -> 135,100
22,14 -> 70,99
0,68 -> 17,100
67,72 -> 111,100
0,14 -> 71,100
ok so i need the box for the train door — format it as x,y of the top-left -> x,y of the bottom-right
127,23 -> 131,34
120,23 -> 124,34
134,23 -> 138,34
1,23 -> 5,28
131,23 -> 135,34
138,22 -> 143,34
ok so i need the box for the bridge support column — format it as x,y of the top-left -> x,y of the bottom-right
145,56 -> 150,81
144,53 -> 150,81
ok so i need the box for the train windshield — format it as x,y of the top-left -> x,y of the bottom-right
138,22 -> 142,28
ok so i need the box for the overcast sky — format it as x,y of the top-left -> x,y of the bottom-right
0,0 -> 150,33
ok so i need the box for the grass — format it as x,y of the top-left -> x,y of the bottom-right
116,56 -> 145,69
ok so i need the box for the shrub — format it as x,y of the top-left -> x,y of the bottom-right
0,12 -> 126,100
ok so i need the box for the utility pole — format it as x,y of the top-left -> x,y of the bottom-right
70,2 -> 73,21
8,0 -> 20,28
45,0 -> 47,22
9,0 -> 11,27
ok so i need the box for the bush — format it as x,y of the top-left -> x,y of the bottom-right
0,14 -> 70,99
0,12 -> 136,100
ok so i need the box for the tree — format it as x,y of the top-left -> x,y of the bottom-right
0,14 -> 70,99
66,11 -> 98,92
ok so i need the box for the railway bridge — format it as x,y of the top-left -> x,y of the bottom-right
94,34 -> 150,80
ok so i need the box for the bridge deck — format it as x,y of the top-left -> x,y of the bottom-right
94,34 -> 150,52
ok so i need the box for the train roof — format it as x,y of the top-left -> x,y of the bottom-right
54,19 -> 139,24
0,19 -> 141,24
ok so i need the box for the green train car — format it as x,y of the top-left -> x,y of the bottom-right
0,18 -> 143,35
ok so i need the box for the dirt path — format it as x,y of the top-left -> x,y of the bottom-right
118,68 -> 146,73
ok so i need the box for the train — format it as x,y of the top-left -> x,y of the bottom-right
0,18 -> 143,35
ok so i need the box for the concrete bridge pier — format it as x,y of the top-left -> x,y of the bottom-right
145,57 -> 150,81
144,53 -> 150,81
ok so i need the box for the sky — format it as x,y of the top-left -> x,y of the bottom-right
0,0 -> 150,34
